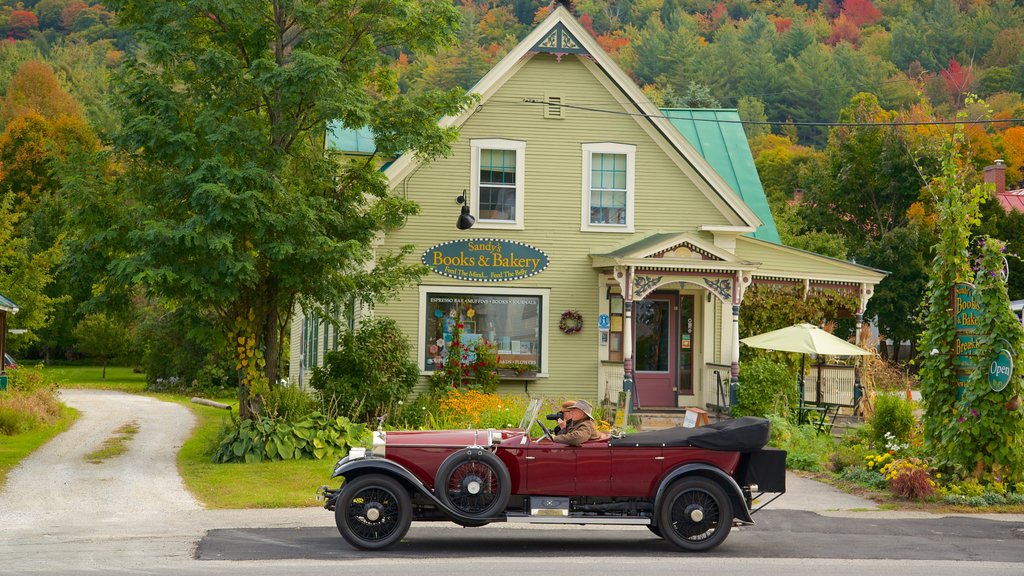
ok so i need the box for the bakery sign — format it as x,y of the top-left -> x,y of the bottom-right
423,238 -> 549,282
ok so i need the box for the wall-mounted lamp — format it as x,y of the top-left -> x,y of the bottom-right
456,190 -> 476,230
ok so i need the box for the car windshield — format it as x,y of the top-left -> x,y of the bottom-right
517,397 -> 543,431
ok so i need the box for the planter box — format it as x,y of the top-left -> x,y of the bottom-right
497,369 -> 538,379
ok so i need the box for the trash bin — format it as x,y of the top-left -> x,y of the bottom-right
0,374 -> 8,392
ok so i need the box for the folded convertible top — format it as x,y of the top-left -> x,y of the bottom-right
608,416 -> 771,452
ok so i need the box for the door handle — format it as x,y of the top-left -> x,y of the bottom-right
525,456 -> 536,460
655,456 -> 665,460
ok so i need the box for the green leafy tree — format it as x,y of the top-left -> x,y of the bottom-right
950,237 -> 1024,483
73,313 -> 130,379
0,196 -> 60,353
92,0 -> 471,418
918,123 -> 990,476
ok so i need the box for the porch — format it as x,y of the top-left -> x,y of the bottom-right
602,362 -> 859,430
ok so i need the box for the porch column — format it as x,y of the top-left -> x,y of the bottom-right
621,266 -> 636,409
730,303 -> 740,386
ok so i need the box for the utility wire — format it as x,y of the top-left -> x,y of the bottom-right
520,98 -> 1024,128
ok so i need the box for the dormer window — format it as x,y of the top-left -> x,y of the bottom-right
581,142 -> 635,232
470,139 -> 526,229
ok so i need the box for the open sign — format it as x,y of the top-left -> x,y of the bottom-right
989,348 -> 1014,392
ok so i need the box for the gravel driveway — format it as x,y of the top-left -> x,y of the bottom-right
0,389 -> 325,574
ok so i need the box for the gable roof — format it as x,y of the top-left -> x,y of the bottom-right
663,109 -> 780,244
997,189 -> 1024,212
382,6 -> 762,231
0,293 -> 18,314
591,232 -> 759,272
734,236 -> 887,285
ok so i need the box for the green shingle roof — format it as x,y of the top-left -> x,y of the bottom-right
0,293 -> 18,313
662,108 -> 781,244
325,122 -> 375,155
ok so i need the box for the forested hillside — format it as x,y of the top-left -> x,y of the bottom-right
3,0 -> 1024,370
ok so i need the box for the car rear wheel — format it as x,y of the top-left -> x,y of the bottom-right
435,448 -> 511,521
658,476 -> 733,552
335,474 -> 412,550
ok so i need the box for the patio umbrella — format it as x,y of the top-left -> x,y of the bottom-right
740,323 -> 871,357
740,323 -> 871,404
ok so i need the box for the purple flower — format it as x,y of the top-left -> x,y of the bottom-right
958,417 -> 966,423
971,409 -> 979,417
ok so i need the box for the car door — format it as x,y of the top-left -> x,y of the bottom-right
524,440 -> 576,494
610,446 -> 664,497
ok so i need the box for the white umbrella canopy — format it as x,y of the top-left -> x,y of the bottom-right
740,323 -> 871,356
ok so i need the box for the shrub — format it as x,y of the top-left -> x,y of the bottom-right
212,412 -> 370,463
830,442 -> 870,474
263,384 -> 317,422
766,415 -> 833,471
0,406 -> 35,434
870,393 -> 915,447
734,357 -> 797,419
839,466 -> 889,491
0,367 -> 62,435
310,318 -> 419,425
881,457 -> 935,499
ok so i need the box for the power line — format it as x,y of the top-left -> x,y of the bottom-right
520,98 -> 1024,128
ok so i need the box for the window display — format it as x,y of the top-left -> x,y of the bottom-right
425,293 -> 542,371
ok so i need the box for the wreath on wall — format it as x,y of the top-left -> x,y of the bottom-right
559,310 -> 583,335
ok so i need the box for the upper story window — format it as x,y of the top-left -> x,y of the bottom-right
581,142 -> 635,232
471,139 -> 525,230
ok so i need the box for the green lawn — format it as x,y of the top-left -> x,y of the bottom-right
42,365 -> 147,392
174,395 -> 335,509
0,405 -> 79,488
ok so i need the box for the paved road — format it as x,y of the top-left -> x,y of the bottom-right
2,389 -> 1023,576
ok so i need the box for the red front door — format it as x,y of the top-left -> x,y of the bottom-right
633,293 -> 677,407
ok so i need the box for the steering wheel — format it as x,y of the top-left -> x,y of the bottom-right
535,418 -> 554,442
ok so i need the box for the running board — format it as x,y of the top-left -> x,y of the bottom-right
505,515 -> 650,526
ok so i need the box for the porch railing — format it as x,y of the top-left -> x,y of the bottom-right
702,363 -> 733,411
802,364 -> 856,407
699,362 -> 857,411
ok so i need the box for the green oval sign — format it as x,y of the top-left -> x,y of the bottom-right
989,348 -> 1014,392
423,238 -> 549,282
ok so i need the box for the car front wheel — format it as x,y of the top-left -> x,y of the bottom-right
334,474 -> 412,550
658,476 -> 733,552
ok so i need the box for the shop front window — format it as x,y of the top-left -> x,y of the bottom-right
424,293 -> 542,371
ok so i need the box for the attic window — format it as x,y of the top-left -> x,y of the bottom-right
544,95 -> 565,119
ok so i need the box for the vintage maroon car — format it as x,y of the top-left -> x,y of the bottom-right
318,399 -> 786,552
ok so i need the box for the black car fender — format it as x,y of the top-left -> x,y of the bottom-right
328,456 -> 504,525
652,463 -> 753,526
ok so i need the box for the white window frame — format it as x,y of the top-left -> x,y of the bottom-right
581,142 -> 635,233
470,138 -> 526,230
417,285 -> 550,376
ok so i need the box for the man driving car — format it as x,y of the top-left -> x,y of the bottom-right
548,399 -> 601,446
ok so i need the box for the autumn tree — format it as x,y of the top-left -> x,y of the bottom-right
93,0 -> 472,418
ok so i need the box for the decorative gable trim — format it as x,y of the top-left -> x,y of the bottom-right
530,22 -> 589,60
652,241 -> 723,261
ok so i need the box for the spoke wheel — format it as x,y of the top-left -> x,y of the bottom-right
335,475 -> 411,550
658,477 -> 733,552
436,449 -> 511,520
